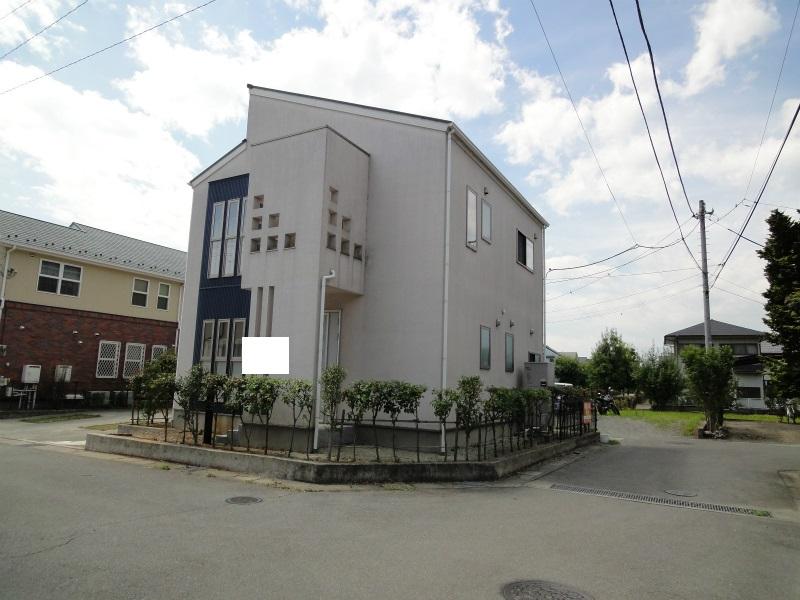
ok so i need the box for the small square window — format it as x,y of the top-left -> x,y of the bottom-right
266,235 -> 278,251
329,210 -> 337,226
250,238 -> 261,252
353,244 -> 363,260
342,217 -> 351,233
284,233 -> 296,249
132,278 -> 149,307
327,233 -> 337,251
253,195 -> 264,209
341,239 -> 350,256
330,188 -> 338,204
268,213 -> 279,228
252,216 -> 262,231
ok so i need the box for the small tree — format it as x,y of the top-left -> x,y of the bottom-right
369,380 -> 392,462
455,376 -> 483,461
588,329 -> 638,394
431,388 -> 457,461
681,346 -> 735,433
320,365 -> 347,460
555,356 -> 588,386
222,377 -> 245,450
202,373 -> 229,447
344,381 -> 372,462
398,382 -> 426,462
283,378 -> 313,457
636,347 -> 685,410
176,365 -> 205,444
129,350 -> 177,426
246,376 -> 281,455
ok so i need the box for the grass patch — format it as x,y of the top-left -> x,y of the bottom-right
724,412 -> 778,423
81,422 -> 124,431
616,409 -> 704,436
21,413 -> 100,424
157,463 -> 171,470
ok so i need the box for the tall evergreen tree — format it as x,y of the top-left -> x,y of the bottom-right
757,210 -> 800,402
588,329 -> 638,393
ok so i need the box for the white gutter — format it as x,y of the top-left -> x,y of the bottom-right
440,126 -> 453,454
313,269 -> 336,451
175,284 -> 184,350
0,245 -> 16,328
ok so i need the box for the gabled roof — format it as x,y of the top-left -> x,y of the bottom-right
664,319 -> 765,339
0,210 -> 186,280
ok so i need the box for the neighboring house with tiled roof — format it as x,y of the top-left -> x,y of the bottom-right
664,319 -> 772,410
0,210 -> 186,404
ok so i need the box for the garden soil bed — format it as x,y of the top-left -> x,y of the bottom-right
724,420 -> 800,444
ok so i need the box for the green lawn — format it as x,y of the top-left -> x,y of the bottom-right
615,409 -> 781,436
724,412 -> 780,423
20,413 -> 100,424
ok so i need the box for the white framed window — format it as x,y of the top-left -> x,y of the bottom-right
200,320 -> 214,372
37,259 -> 82,297
208,201 -> 225,278
157,283 -> 170,310
466,187 -> 478,250
95,341 -> 120,378
222,198 -> 240,277
480,325 -> 491,370
215,319 -> 230,373
131,278 -> 149,307
122,343 -> 146,379
151,345 -> 168,361
231,319 -> 245,377
481,199 -> 492,243
517,231 -> 534,272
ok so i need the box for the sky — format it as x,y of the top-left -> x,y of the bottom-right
0,0 -> 798,356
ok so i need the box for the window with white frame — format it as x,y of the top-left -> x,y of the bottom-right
208,201 -> 225,278
231,319 -> 245,377
223,199 -> 240,276
200,320 -> 214,371
37,260 -> 82,296
131,278 -> 149,307
480,325 -> 491,370
215,319 -> 230,374
157,283 -> 170,310
517,231 -> 534,271
466,187 -> 478,250
96,341 -> 120,378
482,199 -> 492,243
151,345 -> 168,361
122,343 -> 146,379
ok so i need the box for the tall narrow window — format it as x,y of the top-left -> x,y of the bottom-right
482,199 -> 492,242
466,187 -> 477,250
200,320 -> 214,371
517,231 -> 534,271
505,333 -> 514,373
96,341 -> 121,378
131,278 -> 149,307
157,283 -> 170,310
208,201 -> 225,277
231,319 -> 245,377
480,325 -> 491,370
122,343 -> 146,379
222,199 -> 240,276
215,319 -> 230,373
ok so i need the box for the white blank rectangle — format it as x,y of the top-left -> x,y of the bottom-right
242,337 -> 290,374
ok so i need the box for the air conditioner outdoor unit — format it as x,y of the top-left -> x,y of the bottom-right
54,365 -> 72,383
21,364 -> 41,384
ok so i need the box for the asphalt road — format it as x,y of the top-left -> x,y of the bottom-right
0,413 -> 798,600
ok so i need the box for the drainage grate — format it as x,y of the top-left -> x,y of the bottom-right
225,496 -> 263,505
550,483 -> 770,516
502,580 -> 594,599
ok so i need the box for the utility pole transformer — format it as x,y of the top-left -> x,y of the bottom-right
698,200 -> 713,349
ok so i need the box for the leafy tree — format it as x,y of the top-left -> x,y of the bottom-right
320,365 -> 347,460
175,365 -> 205,444
396,382 -> 426,462
555,356 -> 588,386
222,377 -> 245,449
455,376 -> 483,461
283,378 -> 314,458
245,376 -> 281,455
344,381 -> 372,462
681,346 -> 735,433
757,209 -> 800,405
368,380 -> 393,462
636,347 -> 685,410
588,329 -> 638,393
431,388 -> 458,461
129,350 -> 177,427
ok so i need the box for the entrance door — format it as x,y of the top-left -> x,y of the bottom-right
321,310 -> 341,367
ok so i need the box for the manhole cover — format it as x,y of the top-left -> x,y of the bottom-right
225,496 -> 263,505
502,580 -> 594,600
664,489 -> 698,497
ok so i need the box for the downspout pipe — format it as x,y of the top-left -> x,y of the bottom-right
313,269 -> 336,451
440,125 -> 453,454
0,245 -> 16,337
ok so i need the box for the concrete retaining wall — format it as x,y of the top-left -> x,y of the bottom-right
85,432 -> 598,484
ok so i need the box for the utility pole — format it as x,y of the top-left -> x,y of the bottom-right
698,200 -> 713,349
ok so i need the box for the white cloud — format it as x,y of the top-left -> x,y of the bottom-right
115,0 -> 512,138
0,0 -> 80,60
665,0 -> 779,97
0,62 -> 200,248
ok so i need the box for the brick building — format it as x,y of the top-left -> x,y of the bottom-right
0,210 -> 186,404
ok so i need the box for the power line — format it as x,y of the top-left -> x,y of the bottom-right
741,0 -> 800,204
634,0 -> 694,218
607,0 -> 700,271
0,0 -> 220,95
0,0 -> 34,22
715,286 -> 764,306
0,0 -> 87,61
715,277 -> 765,299
707,217 -> 764,248
528,0 -> 639,246
547,266 -> 696,284
712,100 -> 800,286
